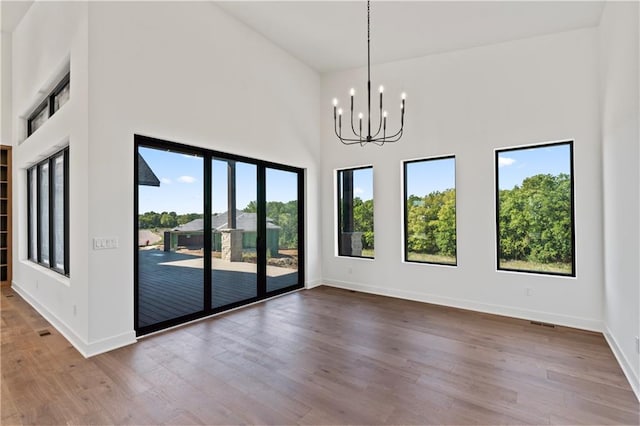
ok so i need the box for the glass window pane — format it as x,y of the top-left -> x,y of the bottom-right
337,167 -> 374,258
29,168 -> 37,262
137,146 -> 204,329
496,142 -> 574,276
29,105 -> 48,135
39,163 -> 50,266
211,158 -> 257,308
53,81 -> 70,112
266,168 -> 299,292
404,157 -> 457,265
53,154 -> 65,271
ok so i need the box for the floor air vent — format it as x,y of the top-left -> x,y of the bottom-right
5,294 -> 14,298
38,329 -> 51,337
530,321 -> 556,328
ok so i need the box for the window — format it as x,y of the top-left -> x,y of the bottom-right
404,156 -> 456,265
27,73 -> 70,137
496,141 -> 575,276
27,148 -> 69,275
337,166 -> 374,258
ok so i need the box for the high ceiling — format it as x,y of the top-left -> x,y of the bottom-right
217,1 -> 605,73
2,1 -> 605,73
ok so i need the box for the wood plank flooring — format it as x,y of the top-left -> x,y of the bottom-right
2,285 -> 638,425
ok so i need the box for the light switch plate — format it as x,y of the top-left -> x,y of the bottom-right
93,237 -> 119,250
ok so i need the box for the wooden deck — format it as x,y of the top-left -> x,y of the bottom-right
138,250 -> 298,328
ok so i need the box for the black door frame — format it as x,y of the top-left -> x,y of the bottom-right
134,134 -> 305,336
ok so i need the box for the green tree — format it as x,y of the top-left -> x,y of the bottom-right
499,173 -> 572,264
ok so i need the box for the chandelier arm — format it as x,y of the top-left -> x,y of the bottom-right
339,136 -> 370,145
350,100 -> 358,136
371,104 -> 384,138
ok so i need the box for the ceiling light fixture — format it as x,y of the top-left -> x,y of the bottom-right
333,1 -> 406,146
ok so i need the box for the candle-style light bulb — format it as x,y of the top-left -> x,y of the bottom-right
333,98 -> 338,106
358,112 -> 363,120
338,108 -> 343,115
383,111 -> 388,118
379,85 -> 384,93
401,92 -> 407,100
350,88 -> 355,96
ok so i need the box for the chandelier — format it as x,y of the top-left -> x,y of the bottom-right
332,1 -> 406,146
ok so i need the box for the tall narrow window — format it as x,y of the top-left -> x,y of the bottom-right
39,162 -> 50,266
28,168 -> 37,262
404,156 -> 457,265
52,152 -> 66,272
27,147 -> 69,275
496,141 -> 575,276
337,166 -> 374,258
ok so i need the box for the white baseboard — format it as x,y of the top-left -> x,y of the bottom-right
321,279 -> 603,332
305,279 -> 323,289
604,329 -> 640,402
11,282 -> 136,358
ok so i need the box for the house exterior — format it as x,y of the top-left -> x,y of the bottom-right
165,210 -> 280,255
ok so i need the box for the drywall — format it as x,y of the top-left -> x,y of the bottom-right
85,2 -> 321,345
10,2 -> 91,352
1,32 -> 12,146
599,1 -> 640,398
321,28 -> 604,331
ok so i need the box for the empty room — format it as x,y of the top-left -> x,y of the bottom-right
1,1 -> 638,424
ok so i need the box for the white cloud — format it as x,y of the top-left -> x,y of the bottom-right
160,177 -> 172,184
354,186 -> 364,196
177,175 -> 196,184
498,157 -> 516,168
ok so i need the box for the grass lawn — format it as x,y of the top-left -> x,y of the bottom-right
407,252 -> 456,265
361,249 -> 375,258
499,259 -> 572,275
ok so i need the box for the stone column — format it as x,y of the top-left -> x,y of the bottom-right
220,229 -> 243,262
340,231 -> 363,256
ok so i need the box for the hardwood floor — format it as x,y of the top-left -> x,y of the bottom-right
2,285 -> 638,425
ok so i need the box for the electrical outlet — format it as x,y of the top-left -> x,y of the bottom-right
635,336 -> 639,354
525,288 -> 532,296
348,267 -> 353,274
35,280 -> 39,290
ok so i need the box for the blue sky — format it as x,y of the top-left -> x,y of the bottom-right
405,157 -> 455,197
498,144 -> 571,190
139,147 -> 298,215
351,167 -> 374,200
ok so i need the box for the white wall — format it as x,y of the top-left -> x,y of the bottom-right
9,1 -> 320,355
321,28 -> 604,331
1,31 -> 12,146
85,2 -> 321,347
599,1 -> 640,398
10,2 -> 91,350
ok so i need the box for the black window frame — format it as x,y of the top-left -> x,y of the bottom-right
27,147 -> 70,276
27,72 -> 71,137
495,140 -> 576,277
134,134 -> 306,336
403,155 -> 457,266
336,165 -> 374,259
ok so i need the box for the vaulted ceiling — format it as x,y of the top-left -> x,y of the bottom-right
2,1 -> 605,73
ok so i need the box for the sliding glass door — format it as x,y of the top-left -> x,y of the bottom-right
211,158 -> 258,309
135,135 -> 304,335
136,146 -> 205,329
265,167 -> 301,293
